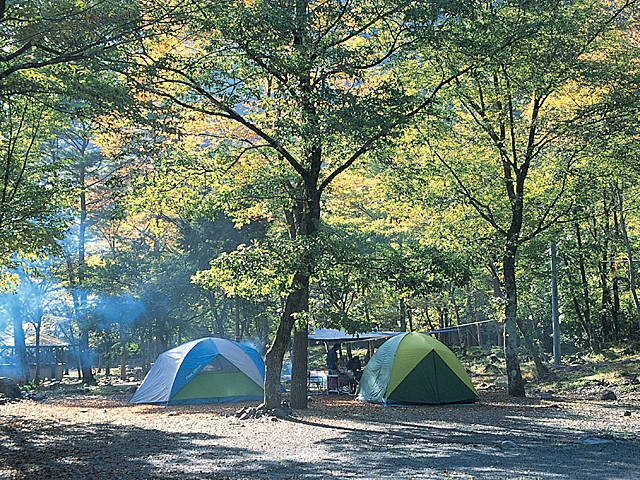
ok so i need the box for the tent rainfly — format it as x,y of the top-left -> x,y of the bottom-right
130,337 -> 265,405
307,328 -> 400,343
357,332 -> 479,405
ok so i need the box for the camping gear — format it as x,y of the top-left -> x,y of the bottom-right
356,332 -> 479,405
130,337 -> 265,405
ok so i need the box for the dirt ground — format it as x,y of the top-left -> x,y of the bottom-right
1,386 -> 639,480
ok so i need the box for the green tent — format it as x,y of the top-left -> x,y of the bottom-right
357,332 -> 479,405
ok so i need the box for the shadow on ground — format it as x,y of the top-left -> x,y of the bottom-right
291,412 -> 638,479
1,392 -> 639,480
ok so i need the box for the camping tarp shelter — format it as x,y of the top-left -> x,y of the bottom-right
308,328 -> 400,343
357,332 -> 479,405
130,337 -> 265,405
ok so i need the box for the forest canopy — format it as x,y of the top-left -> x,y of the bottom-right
1,0 -> 640,406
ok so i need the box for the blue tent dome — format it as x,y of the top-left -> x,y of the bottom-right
130,337 -> 265,405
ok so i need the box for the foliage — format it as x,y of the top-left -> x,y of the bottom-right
2,0 -> 640,400
0,95 -> 71,268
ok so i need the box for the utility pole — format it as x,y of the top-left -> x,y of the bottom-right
550,241 -> 561,366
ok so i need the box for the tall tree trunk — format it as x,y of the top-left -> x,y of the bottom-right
615,184 -> 640,331
450,287 -> 463,347
79,329 -> 95,385
10,300 -> 29,385
264,273 -> 309,409
599,260 -> 613,345
503,244 -> 526,397
575,222 -> 598,351
598,191 -> 614,345
406,303 -> 414,333
562,252 -> 595,351
466,286 -> 481,347
398,298 -> 407,332
78,163 -> 95,385
290,323 -> 309,409
550,240 -> 561,367
34,322 -> 41,384
515,315 -> 549,378
265,1 -> 322,409
119,324 -> 127,381
488,261 -> 505,347
234,297 -> 241,341
611,260 -> 621,341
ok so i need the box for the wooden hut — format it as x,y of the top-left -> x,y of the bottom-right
0,330 -> 68,382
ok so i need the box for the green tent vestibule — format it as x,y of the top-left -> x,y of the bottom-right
357,332 -> 479,405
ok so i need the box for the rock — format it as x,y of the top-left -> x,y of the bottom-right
273,407 -> 291,419
539,392 -> 555,400
483,363 -> 502,374
0,377 -> 22,399
488,353 -> 501,363
600,390 -> 617,401
494,376 -> 509,388
42,380 -> 61,390
582,437 -> 614,446
235,402 -> 292,421
500,440 -> 520,449
24,391 -> 46,401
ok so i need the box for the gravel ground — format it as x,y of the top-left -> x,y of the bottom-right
1,389 -> 639,480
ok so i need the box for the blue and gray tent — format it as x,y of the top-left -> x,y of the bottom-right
130,337 -> 264,405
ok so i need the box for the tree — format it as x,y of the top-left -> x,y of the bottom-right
553,15 -> 640,349
128,0 -> 482,408
0,0 -> 146,277
0,94 -> 70,269
56,124 -> 109,384
387,0 -> 638,395
582,35 -> 640,337
0,0 -> 142,89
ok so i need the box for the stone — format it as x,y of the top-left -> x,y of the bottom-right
582,437 -> 614,446
0,377 -> 22,399
600,390 -> 617,401
500,440 -> 520,449
494,376 -> 509,388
